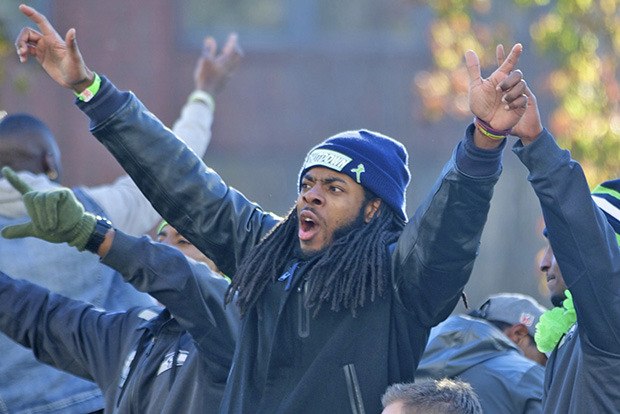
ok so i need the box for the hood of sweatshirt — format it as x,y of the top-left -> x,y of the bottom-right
416,314 -> 522,379
0,171 -> 60,218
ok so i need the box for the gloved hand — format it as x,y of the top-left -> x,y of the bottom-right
1,166 -> 96,251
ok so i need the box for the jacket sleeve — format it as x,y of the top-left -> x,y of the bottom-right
80,94 -> 215,236
0,271 -> 141,388
101,230 -> 239,368
171,96 -> 214,158
76,77 -> 280,277
513,130 -> 620,353
392,124 -> 503,326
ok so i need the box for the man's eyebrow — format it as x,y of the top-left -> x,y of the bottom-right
302,173 -> 316,182
302,173 -> 348,185
322,177 -> 347,185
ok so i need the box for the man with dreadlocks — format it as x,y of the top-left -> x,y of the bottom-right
15,5 -> 530,413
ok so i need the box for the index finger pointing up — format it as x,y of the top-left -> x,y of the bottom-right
497,43 -> 523,75
1,167 -> 34,195
19,4 -> 58,37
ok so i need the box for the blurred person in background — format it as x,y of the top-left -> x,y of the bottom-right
156,220 -> 222,275
0,31 -> 241,413
417,293 -> 547,413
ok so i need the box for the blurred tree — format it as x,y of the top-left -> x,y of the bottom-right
412,0 -> 619,185
0,18 -> 8,110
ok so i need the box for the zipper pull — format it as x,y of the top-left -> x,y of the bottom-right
278,262 -> 300,291
298,281 -> 310,338
144,337 -> 156,356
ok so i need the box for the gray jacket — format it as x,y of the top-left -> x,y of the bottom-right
0,91 -> 213,414
76,76 -> 505,413
0,231 -> 239,413
0,189 -> 152,414
513,131 -> 620,413
418,315 -> 544,413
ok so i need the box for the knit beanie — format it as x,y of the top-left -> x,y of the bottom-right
298,129 -> 411,221
591,178 -> 620,246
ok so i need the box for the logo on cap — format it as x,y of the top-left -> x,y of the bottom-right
304,149 -> 352,172
519,312 -> 535,327
351,163 -> 365,183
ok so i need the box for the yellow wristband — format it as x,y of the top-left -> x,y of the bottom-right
188,90 -> 215,110
74,73 -> 101,102
475,119 -> 506,140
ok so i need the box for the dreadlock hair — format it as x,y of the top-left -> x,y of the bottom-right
225,191 -> 404,317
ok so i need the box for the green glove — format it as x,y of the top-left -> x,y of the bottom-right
1,166 -> 97,251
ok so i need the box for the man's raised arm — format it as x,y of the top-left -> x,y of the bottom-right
393,43 -> 529,325
15,5 -> 278,275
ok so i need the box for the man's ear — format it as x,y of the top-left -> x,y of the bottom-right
364,198 -> 382,223
43,152 -> 60,181
505,323 -> 529,344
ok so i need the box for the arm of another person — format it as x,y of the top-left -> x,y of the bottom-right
0,167 -> 238,371
0,271 -> 144,389
81,34 -> 242,236
511,87 -> 620,353
99,229 -> 239,369
392,44 -> 528,325
15,5 -> 278,276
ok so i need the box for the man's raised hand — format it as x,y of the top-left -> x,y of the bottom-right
466,43 -> 528,136
15,4 -> 94,93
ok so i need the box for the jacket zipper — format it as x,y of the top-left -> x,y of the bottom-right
117,317 -> 171,408
297,281 -> 310,338
117,336 -> 154,407
343,363 -> 366,414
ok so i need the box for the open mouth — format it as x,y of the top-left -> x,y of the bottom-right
300,217 -> 315,232
298,210 -> 320,241
546,274 -> 556,283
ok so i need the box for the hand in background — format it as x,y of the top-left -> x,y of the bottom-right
194,33 -> 243,95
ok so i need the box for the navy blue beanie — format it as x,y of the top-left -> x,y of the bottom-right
298,129 -> 411,221
592,178 -> 620,246
543,178 -> 620,247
